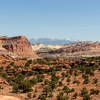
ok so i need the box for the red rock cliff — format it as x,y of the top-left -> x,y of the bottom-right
0,36 -> 36,58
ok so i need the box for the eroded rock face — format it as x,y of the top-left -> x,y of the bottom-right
0,36 -> 36,58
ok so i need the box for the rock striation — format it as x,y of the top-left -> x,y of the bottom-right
36,41 -> 100,58
0,36 -> 36,58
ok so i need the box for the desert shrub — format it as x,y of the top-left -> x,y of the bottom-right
6,65 -> 11,70
63,86 -> 73,94
0,67 -> 3,73
83,77 -> 90,84
37,74 -> 44,82
66,96 -> 69,100
77,64 -> 94,76
83,94 -> 90,100
25,60 -> 32,67
19,80 -> 33,93
0,86 -> 3,89
1,72 -> 8,79
90,89 -> 99,95
61,72 -> 65,78
69,68 -> 73,75
59,81 -> 63,87
93,78 -> 98,84
51,74 -> 60,83
65,72 -> 69,77
49,81 -> 57,90
10,62 -> 14,66
81,88 -> 90,100
73,80 -> 80,85
49,67 -> 55,73
43,86 -> 52,97
82,74 -> 90,84
57,92 -> 65,100
66,77 -> 71,84
74,70 -> 79,76
72,92 -> 78,99
27,71 -> 34,76
30,77 -> 38,85
44,79 -> 49,85
38,94 -> 46,100
85,67 -> 94,76
48,92 -> 53,97
81,88 -> 88,96
33,93 -> 36,98
10,73 -> 33,93
82,74 -> 89,79
27,93 -> 32,98
12,83 -> 19,92
37,59 -> 46,64
55,67 -> 62,71
70,88 -> 75,92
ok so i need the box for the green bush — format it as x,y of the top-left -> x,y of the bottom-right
90,89 -> 99,95
72,92 -> 78,99
73,80 -> 80,85
81,88 -> 88,96
83,78 -> 90,84
81,88 -> 90,100
37,74 -> 44,82
83,94 -> 90,100
20,80 -> 33,93
38,94 -> 46,100
43,86 -> 52,96
57,92 -> 65,100
93,78 -> 98,84
30,77 -> 38,85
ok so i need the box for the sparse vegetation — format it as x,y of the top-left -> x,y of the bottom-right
0,56 -> 100,100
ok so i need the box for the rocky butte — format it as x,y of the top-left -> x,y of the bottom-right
0,35 -> 36,58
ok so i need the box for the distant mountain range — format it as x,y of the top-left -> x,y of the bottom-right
30,38 -> 78,45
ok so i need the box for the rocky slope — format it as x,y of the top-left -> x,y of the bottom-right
0,36 -> 36,58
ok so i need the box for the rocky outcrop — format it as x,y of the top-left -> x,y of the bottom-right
0,36 -> 37,58
37,41 -> 100,58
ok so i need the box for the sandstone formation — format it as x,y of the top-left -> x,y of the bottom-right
0,36 -> 36,58
35,41 -> 100,58
48,42 -> 100,57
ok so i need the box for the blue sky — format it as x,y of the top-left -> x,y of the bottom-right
0,0 -> 100,41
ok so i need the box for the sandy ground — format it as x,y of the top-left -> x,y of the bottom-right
0,95 -> 21,100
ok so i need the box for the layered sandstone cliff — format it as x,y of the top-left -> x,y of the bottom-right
0,36 -> 36,58
35,41 -> 100,58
